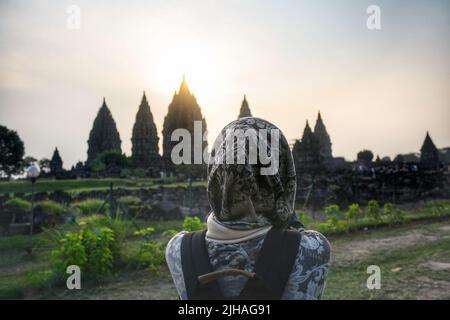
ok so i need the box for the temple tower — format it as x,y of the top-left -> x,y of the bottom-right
420,131 -> 440,170
162,76 -> 208,175
87,98 -> 122,164
131,92 -> 161,171
313,111 -> 332,160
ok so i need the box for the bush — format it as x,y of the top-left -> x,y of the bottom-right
133,226 -> 167,274
344,203 -> 362,222
296,210 -> 313,226
139,241 -> 166,274
366,200 -> 382,221
81,213 -> 132,256
383,203 -> 405,224
319,216 -> 348,234
51,227 -> 115,282
36,200 -> 65,216
51,231 -> 87,281
118,196 -> 144,217
424,200 -> 450,217
324,204 -> 341,219
73,199 -> 105,215
3,197 -> 31,211
183,216 -> 205,232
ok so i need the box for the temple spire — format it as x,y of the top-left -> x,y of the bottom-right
313,110 -> 332,159
420,131 -> 440,170
178,75 -> 190,95
303,120 -> 313,139
238,94 -> 252,119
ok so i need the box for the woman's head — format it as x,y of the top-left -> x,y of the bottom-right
207,117 -> 296,229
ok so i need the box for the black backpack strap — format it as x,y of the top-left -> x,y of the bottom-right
240,228 -> 302,299
180,230 -> 223,299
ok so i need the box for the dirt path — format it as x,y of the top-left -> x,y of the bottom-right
328,220 -> 450,300
331,221 -> 450,264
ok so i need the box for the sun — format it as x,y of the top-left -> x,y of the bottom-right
148,36 -> 230,107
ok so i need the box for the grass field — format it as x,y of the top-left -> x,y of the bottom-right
1,214 -> 449,300
0,178 -> 207,195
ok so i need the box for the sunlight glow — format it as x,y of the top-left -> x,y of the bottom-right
147,34 -> 231,109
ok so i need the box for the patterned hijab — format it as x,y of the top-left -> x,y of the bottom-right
207,117 -> 297,230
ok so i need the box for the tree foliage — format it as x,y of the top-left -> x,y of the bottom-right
0,125 -> 25,176
357,149 -> 374,163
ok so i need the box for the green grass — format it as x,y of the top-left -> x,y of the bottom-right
0,178 -> 205,195
324,237 -> 450,300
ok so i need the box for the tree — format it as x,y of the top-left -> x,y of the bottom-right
39,158 -> 51,173
0,125 -> 25,177
357,149 -> 374,163
92,150 -> 129,176
23,156 -> 37,167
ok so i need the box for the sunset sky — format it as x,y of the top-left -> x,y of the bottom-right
1,0 -> 449,168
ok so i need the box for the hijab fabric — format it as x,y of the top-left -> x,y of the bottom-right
207,117 -> 297,230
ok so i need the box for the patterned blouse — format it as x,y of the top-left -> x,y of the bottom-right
165,229 -> 331,300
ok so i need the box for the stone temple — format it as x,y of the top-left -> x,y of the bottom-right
314,111 -> 332,160
162,76 -> 208,176
420,131 -> 440,170
292,112 -> 333,174
292,120 -> 322,174
131,92 -> 161,175
50,147 -> 63,174
87,98 -> 122,164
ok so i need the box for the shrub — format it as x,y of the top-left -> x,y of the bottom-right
36,200 -> 65,216
296,210 -> 313,226
51,231 -> 87,280
51,227 -> 115,282
344,203 -> 362,222
81,213 -> 132,256
366,200 -> 382,221
133,226 -> 165,273
82,228 -> 115,280
134,227 -> 155,237
319,216 -> 348,234
139,241 -> 166,274
3,197 -> 31,211
183,216 -> 205,232
73,199 -> 105,215
425,200 -> 450,217
324,204 -> 341,218
383,203 -> 405,224
118,196 -> 144,217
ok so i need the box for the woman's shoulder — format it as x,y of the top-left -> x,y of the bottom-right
165,231 -> 187,262
281,229 -> 331,300
165,231 -> 189,299
299,230 -> 331,263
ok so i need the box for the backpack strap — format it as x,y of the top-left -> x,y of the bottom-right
180,230 -> 223,299
239,228 -> 302,299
